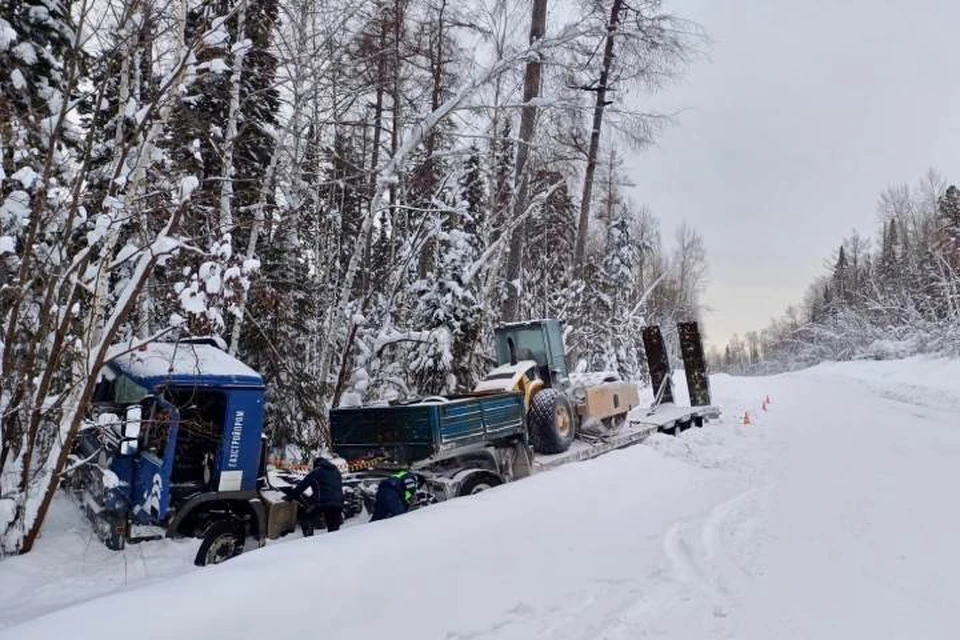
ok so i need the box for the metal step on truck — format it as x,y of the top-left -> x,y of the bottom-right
329,318 -> 720,505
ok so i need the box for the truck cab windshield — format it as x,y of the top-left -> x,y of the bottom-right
93,368 -> 149,406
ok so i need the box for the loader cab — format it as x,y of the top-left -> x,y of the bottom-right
493,319 -> 569,388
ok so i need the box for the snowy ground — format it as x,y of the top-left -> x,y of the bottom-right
3,357 -> 960,639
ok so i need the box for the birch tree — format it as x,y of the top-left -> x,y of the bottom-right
0,0 -> 233,555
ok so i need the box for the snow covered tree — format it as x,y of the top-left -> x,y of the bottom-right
0,0 -> 218,554
731,170 -> 960,374
525,170 -> 577,321
937,185 -> 960,272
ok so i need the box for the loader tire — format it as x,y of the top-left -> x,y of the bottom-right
529,389 -> 576,454
195,519 -> 245,567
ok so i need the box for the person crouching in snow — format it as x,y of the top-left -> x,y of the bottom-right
370,470 -> 418,521
285,456 -> 344,535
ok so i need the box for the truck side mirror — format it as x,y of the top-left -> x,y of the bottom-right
121,405 -> 142,456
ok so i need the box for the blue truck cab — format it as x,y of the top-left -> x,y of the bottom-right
71,338 -> 272,561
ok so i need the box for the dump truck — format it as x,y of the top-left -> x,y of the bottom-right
330,318 -> 719,502
64,337 -> 361,566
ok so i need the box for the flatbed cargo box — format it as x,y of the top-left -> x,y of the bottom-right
330,392 -> 526,467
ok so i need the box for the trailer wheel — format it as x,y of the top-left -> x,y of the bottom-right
457,471 -> 503,497
529,389 -> 576,454
194,520 -> 245,567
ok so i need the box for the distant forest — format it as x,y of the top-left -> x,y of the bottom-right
713,170 -> 960,374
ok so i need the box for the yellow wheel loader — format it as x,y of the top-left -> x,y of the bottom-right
474,319 -> 645,454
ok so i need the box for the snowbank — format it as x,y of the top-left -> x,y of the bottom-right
806,355 -> 960,413
2,429 -> 749,639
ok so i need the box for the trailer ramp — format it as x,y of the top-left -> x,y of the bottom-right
533,403 -> 720,472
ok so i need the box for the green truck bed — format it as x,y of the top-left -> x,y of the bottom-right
330,392 -> 526,467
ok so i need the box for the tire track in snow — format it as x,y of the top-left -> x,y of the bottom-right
525,487 -> 772,640
603,486 -> 772,637
701,487 -> 769,596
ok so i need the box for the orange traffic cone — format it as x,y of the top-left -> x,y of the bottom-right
742,411 -> 752,426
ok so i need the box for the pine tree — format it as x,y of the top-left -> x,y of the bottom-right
938,185 -> 960,271
526,170 -> 577,320
832,245 -> 849,309
409,151 -> 485,394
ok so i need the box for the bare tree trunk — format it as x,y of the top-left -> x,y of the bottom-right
500,0 -> 547,322
417,0 -> 447,280
389,0 -> 404,248
573,0 -> 625,277
218,0 -> 248,235
174,0 -> 187,50
362,12 -> 389,295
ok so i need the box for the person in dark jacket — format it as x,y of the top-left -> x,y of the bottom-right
286,456 -> 344,535
370,470 -> 418,522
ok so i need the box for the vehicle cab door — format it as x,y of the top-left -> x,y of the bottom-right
132,396 -> 179,524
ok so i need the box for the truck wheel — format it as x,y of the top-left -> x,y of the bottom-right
529,388 -> 576,454
457,471 -> 503,497
194,520 -> 245,567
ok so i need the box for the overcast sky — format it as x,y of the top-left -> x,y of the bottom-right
622,0 -> 960,349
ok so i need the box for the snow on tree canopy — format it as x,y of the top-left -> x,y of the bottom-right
0,18 -> 16,51
106,342 -> 263,389
1,191 -> 30,228
10,68 -> 25,90
179,176 -> 200,203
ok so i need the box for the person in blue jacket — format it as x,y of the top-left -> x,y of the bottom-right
370,470 -> 418,521
285,456 -> 344,535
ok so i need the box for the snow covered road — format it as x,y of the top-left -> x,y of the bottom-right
645,360 -> 960,639
3,358 -> 959,639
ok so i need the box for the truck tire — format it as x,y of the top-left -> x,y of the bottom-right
529,389 -> 576,454
194,520 -> 245,567
457,471 -> 503,497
